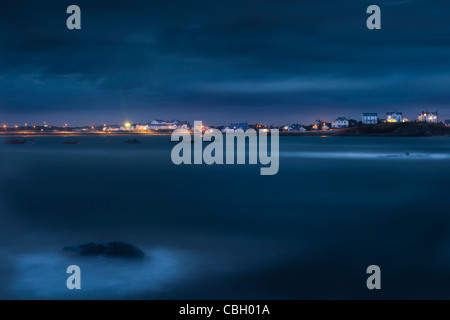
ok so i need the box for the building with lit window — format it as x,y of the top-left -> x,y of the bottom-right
230,122 -> 248,130
223,122 -> 249,132
148,120 -> 176,130
386,112 -> 403,123
120,122 -> 134,130
418,111 -> 438,123
134,124 -> 149,130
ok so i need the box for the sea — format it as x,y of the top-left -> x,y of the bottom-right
1,135 -> 450,299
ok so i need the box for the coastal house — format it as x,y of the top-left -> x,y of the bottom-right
311,120 -> 323,130
249,124 -> 267,130
311,121 -> 328,130
134,124 -> 149,131
362,113 -> 378,125
287,124 -> 307,131
173,120 -> 189,130
146,120 -> 188,130
445,120 -> 450,127
230,122 -> 248,131
386,112 -> 403,123
223,122 -> 249,132
104,125 -> 120,132
331,117 -> 349,128
194,122 -> 210,132
119,122 -> 134,130
418,111 -> 438,123
148,120 -> 176,130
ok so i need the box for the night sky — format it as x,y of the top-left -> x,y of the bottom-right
1,0 -> 450,126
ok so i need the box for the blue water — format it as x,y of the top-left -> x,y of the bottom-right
1,135 -> 450,299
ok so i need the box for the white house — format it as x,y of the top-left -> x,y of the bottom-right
104,126 -> 120,132
148,120 -> 190,130
222,122 -> 248,132
287,124 -> 307,131
386,112 -> 403,123
173,120 -> 189,130
134,124 -> 149,130
119,122 -> 134,131
195,122 -> 211,132
331,117 -> 349,128
418,111 -> 438,123
148,120 -> 175,130
362,113 -> 378,125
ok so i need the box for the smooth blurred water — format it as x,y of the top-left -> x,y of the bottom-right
1,135 -> 450,299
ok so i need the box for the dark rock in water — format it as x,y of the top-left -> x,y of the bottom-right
63,242 -> 145,259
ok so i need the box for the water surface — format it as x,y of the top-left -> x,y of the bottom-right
1,136 -> 450,299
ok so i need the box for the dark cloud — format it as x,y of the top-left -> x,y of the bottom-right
1,0 -> 450,125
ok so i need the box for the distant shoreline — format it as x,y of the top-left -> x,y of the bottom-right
1,123 -> 450,138
0,131 -> 174,137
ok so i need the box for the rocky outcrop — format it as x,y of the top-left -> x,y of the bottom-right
335,122 -> 450,137
63,242 -> 145,259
